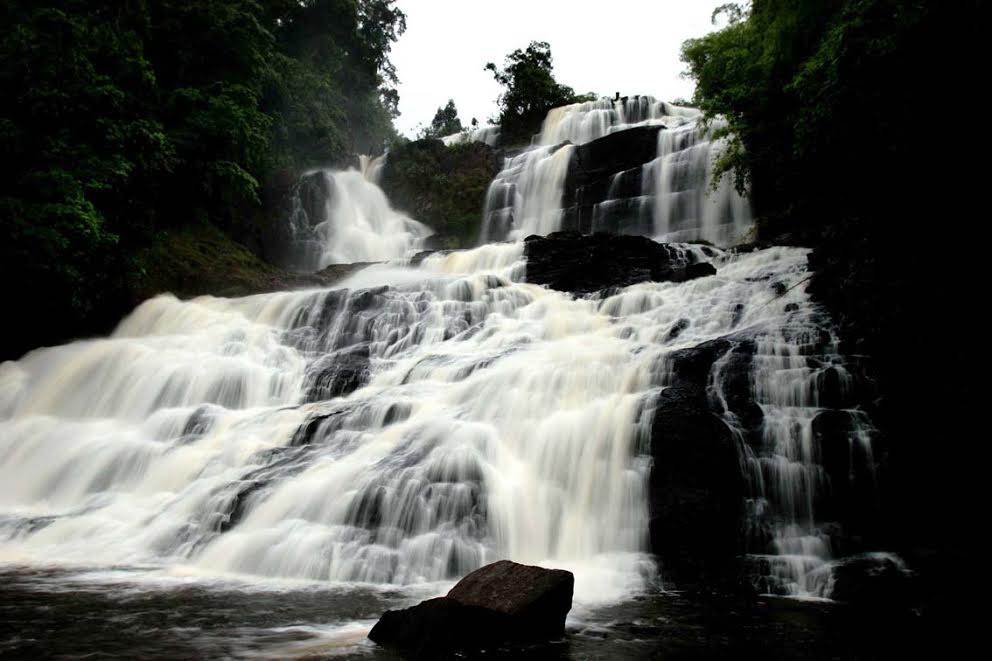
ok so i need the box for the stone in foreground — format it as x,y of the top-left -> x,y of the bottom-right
368,560 -> 574,659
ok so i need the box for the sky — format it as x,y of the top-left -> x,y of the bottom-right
390,0 -> 731,137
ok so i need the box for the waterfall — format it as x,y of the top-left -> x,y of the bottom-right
478,96 -> 751,245
0,239 -> 874,601
641,118 -> 752,245
540,96 -> 697,146
442,126 -> 501,147
479,144 -> 575,243
284,159 -> 431,271
726,282 -> 878,598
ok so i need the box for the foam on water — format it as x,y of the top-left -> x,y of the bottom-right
1,241 -> 866,602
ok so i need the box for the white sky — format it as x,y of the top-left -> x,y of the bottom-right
390,0 -> 730,137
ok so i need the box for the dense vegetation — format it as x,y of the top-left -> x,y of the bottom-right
0,0 -> 406,360
681,1 -> 980,554
486,41 -> 591,145
380,139 -> 498,248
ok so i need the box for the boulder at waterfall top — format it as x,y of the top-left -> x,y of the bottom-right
368,560 -> 574,658
524,231 -> 716,294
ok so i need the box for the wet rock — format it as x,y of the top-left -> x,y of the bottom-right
524,231 -> 715,295
829,553 -> 915,606
369,560 -> 573,659
681,261 -> 718,281
811,409 -> 877,530
647,337 -> 764,582
649,382 -> 746,580
560,125 -> 663,234
303,344 -> 370,402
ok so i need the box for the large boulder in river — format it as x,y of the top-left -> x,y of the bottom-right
524,231 -> 716,295
368,560 -> 573,659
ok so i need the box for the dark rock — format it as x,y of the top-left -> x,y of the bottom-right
369,560 -> 573,659
649,382 -> 746,580
829,553 -> 915,606
560,126 -> 664,234
524,231 -> 716,295
815,365 -> 856,409
680,261 -> 718,281
302,344 -> 370,402
647,337 -> 765,583
811,409 -> 878,532
664,318 -> 690,342
265,171 -> 333,271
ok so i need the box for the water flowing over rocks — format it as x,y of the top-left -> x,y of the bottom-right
0,95 -> 905,643
480,96 -> 751,246
368,560 -> 573,658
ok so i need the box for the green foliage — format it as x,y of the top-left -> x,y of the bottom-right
381,139 -> 498,248
681,0 -> 984,542
485,41 -> 582,145
419,100 -> 463,140
679,0 -> 942,221
0,0 -> 407,359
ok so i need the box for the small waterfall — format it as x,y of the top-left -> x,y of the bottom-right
284,159 -> 431,271
359,153 -> 386,184
479,143 -> 575,243
441,126 -> 501,147
641,119 -> 752,245
478,96 -> 750,245
540,96 -> 696,146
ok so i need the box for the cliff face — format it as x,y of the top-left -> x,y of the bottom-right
559,125 -> 663,235
380,140 -> 500,248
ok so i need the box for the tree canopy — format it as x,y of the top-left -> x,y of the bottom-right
0,0 -> 407,359
680,0 -> 982,549
485,41 -> 582,144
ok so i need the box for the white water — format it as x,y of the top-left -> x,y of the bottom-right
540,96 -> 697,146
286,157 -> 431,270
478,95 -> 751,245
0,241 -> 864,602
642,118 -> 752,245
479,143 -> 575,242
442,126 -> 501,147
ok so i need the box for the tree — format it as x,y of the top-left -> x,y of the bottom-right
485,41 -> 579,144
419,99 -> 462,139
0,0 -> 409,359
679,0 -> 983,556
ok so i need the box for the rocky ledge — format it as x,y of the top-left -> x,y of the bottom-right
369,560 -> 574,659
524,231 -> 716,294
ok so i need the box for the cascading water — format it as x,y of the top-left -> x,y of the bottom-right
441,126 -> 501,147
479,143 -> 575,242
540,95 -> 697,146
478,95 -> 751,246
641,118 -> 752,245
0,238 -> 874,604
283,157 -> 431,271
